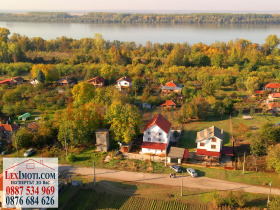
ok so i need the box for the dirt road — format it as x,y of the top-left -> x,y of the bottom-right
59,165 -> 280,195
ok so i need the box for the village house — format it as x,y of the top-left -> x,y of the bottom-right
0,123 -> 19,143
264,83 -> 280,93
0,77 -> 24,86
267,102 -> 280,113
30,78 -> 39,85
87,76 -> 105,87
161,80 -> 183,94
141,114 -> 172,155
160,100 -> 177,108
267,93 -> 280,102
116,76 -> 132,91
196,126 -> 233,162
57,78 -> 77,86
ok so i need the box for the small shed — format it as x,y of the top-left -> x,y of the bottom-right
18,112 -> 31,121
120,142 -> 132,153
167,147 -> 189,164
95,129 -> 110,152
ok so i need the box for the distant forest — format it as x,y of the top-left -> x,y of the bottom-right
1,12 -> 280,24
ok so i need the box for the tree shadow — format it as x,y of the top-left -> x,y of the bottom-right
195,169 -> 206,177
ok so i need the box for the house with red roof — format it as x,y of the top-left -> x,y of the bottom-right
196,126 -> 233,162
87,76 -> 105,87
160,100 -> 177,108
116,76 -> 132,91
264,83 -> 280,93
0,77 -> 24,86
141,114 -> 172,154
161,80 -> 183,94
267,93 -> 280,102
0,123 -> 19,143
267,102 -> 280,113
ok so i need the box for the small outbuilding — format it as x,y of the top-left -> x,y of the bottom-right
95,129 -> 110,152
18,112 -> 31,121
167,147 -> 189,164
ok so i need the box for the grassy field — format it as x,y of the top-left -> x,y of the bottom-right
58,177 -> 270,209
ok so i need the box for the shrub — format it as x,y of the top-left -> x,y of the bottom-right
207,190 -> 223,208
67,153 -> 77,163
269,196 -> 280,210
226,191 -> 237,207
234,191 -> 247,207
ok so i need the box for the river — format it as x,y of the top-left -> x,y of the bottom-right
0,21 -> 280,45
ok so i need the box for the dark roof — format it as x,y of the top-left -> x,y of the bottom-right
196,126 -> 224,142
221,146 -> 234,156
87,76 -> 105,83
196,149 -> 220,157
168,147 -> 185,158
143,114 -> 172,134
141,142 -> 167,150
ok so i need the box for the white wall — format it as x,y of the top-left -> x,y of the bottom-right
142,148 -> 165,154
197,137 -> 223,152
143,124 -> 170,144
117,80 -> 131,87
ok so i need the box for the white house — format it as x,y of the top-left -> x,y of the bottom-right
116,76 -> 132,90
196,126 -> 224,161
141,114 -> 172,154
30,78 -> 39,85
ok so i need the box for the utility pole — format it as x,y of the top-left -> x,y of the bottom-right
267,182 -> 272,207
242,151 -> 246,175
165,144 -> 167,167
181,171 -> 183,196
93,161 -> 96,188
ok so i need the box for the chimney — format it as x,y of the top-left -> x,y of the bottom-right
6,121 -> 8,125
221,129 -> 224,134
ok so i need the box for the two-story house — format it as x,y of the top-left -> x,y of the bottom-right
196,126 -> 224,161
141,114 -> 172,154
116,76 -> 132,91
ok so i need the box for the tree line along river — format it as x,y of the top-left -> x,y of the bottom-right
0,21 -> 280,45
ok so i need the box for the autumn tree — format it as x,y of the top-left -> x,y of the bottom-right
267,144 -> 280,173
71,82 -> 95,105
106,101 -> 141,143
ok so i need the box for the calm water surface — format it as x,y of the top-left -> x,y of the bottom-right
0,21 -> 280,45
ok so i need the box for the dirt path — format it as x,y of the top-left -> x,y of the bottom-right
59,165 -> 280,196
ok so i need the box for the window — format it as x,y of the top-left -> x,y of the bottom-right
212,138 -> 216,142
159,133 -> 162,136
211,145 -> 216,149
200,142 -> 205,147
148,138 -> 151,141
158,138 -> 161,142
148,132 -> 151,135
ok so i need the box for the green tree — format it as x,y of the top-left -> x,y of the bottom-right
245,77 -> 260,94
36,69 -> 45,83
267,144 -> 280,173
265,34 -> 279,51
71,82 -> 95,105
106,101 -> 141,143
250,135 -> 268,156
13,127 -> 33,149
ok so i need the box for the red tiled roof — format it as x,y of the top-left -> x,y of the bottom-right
87,76 -> 105,83
160,100 -> 177,107
183,149 -> 189,159
196,149 -> 220,157
254,90 -> 264,94
143,114 -> 172,134
221,146 -> 234,156
165,81 -> 179,87
141,142 -> 167,150
269,93 -> 280,98
0,77 -> 23,85
117,76 -> 132,83
268,102 -> 280,109
265,83 -> 280,89
0,124 -> 13,132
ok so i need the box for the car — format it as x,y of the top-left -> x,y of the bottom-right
187,168 -> 198,177
169,165 -> 182,173
24,148 -> 35,157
